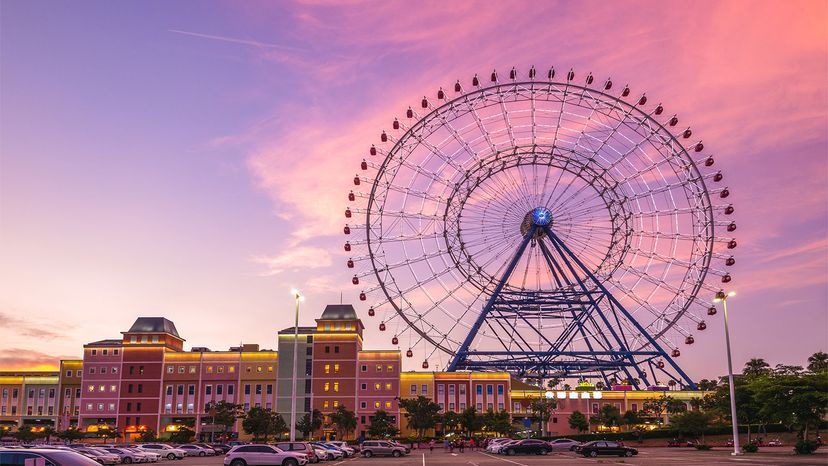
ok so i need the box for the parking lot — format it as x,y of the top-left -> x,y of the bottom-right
178,447 -> 828,466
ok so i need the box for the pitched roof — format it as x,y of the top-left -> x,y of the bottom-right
318,304 -> 358,320
125,317 -> 181,338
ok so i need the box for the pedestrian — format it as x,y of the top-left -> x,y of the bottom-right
459,439 -> 465,453
429,439 -> 434,452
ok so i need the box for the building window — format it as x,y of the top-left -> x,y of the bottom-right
177,403 -> 183,413
374,383 -> 381,390
476,384 -> 482,395
127,402 -> 132,412
632,403 -> 638,412
476,403 -> 483,411
487,403 -> 493,411
448,385 -> 455,396
167,366 -> 174,374
361,383 -> 367,390
207,366 -> 214,374
334,364 -> 340,373
178,366 -> 185,373
103,349 -> 108,355
89,367 -> 96,374
189,385 -> 195,396
325,364 -> 330,374
114,349 -> 119,355
227,385 -> 234,395
255,384 -> 262,395
325,346 -> 330,353
256,366 -> 262,373
75,388 -> 80,398
410,384 -> 417,395
110,385 -> 116,392
374,401 -> 380,408
218,366 -> 224,373
99,385 -> 105,392
305,379 -> 311,394
128,384 -> 134,394
129,366 -> 134,375
112,367 -> 118,374
360,402 -> 367,409
206,385 -> 212,395
361,365 -> 367,372
514,402 -> 521,412
166,385 -> 173,396
422,385 -> 428,395
449,403 -> 455,411
306,347 -> 312,355
244,403 -> 250,411
139,365 -> 144,375
592,403 -> 599,413
376,364 -> 382,372
385,383 -> 392,391
48,389 -> 55,398
459,385 -> 466,395
137,384 -> 143,393
268,366 -> 273,372
334,346 -> 340,353
64,388 -> 70,397
266,385 -> 273,395
323,401 -> 329,408
438,403 -> 444,411
228,366 -> 235,373
437,385 -> 444,396
88,385 -> 96,393
136,402 -> 142,411
498,402 -> 504,411
217,385 -> 223,395
497,385 -> 504,395
552,417 -> 558,424
190,366 -> 197,373
324,383 -> 330,392
385,401 -> 392,409
97,403 -> 104,411
177,385 -> 183,396
91,349 -> 97,356
65,370 -> 72,377
334,382 -> 339,392
486,385 -> 493,396
244,385 -> 250,395
305,360 -> 313,376
86,403 -> 93,411
460,403 -> 466,410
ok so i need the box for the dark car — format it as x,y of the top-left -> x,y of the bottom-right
0,448 -> 103,466
578,441 -> 638,457
274,442 -> 319,464
501,439 -> 550,456
210,444 -> 233,454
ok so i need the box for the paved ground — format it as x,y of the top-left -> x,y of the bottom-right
180,448 -> 828,466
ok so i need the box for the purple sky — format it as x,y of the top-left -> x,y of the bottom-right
1,0 -> 826,379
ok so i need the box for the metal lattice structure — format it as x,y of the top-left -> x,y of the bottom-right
344,67 -> 736,389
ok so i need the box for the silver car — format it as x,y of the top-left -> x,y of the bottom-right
547,438 -> 582,451
73,447 -> 121,465
359,441 -> 407,458
102,447 -> 149,463
0,448 -> 103,466
177,444 -> 214,456
224,444 -> 307,466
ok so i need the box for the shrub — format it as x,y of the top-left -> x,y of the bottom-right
742,443 -> 758,453
694,444 -> 712,450
794,440 -> 818,455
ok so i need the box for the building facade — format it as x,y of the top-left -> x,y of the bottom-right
0,306 -> 705,441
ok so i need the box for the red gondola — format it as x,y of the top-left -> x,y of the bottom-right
528,66 -> 536,79
713,172 -> 723,182
353,176 -> 360,186
638,95 -> 647,105
490,70 -> 497,82
352,275 -> 359,285
727,239 -> 737,249
361,160 -> 368,170
422,360 -> 429,369
669,116 -> 679,126
392,336 -> 398,345
381,131 -> 388,142
472,74 -> 480,86
509,67 -> 516,80
454,81 -> 461,92
566,69 -> 574,81
655,104 -> 663,115
548,68 -> 555,79
437,88 -> 445,100
344,225 -> 351,235
348,192 -> 355,202
704,156 -> 714,167
683,128 -> 692,139
370,145 -> 377,156
697,322 -> 707,331
708,307 -> 717,316
685,336 -> 694,345
421,97 -> 428,108
406,349 -> 413,358
672,349 -> 681,358
368,307 -> 375,317
347,259 -> 354,268
379,322 -> 386,331
585,73 -> 593,85
359,292 -> 366,301
406,107 -> 414,118
721,274 -> 732,283
344,242 -> 351,252
622,86 -> 630,97
345,208 -> 352,218
720,189 -> 730,198
657,360 -> 665,369
694,142 -> 704,152
725,205 -> 734,215
725,257 -> 735,266
727,223 -> 737,232
393,118 -> 400,130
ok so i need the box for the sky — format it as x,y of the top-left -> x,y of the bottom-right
1,0 -> 826,380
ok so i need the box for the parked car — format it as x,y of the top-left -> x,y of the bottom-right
323,441 -> 356,457
767,439 -> 783,447
192,443 -> 223,455
209,444 -> 233,454
359,440 -> 407,458
1,447 -> 104,466
578,441 -> 638,457
274,442 -> 319,463
485,438 -> 512,453
178,444 -> 215,456
124,448 -> 160,462
547,438 -> 582,451
490,440 -> 518,454
136,444 -> 186,460
388,441 -> 411,454
311,446 -> 328,462
101,446 -> 149,463
500,439 -> 550,456
72,447 -> 121,465
224,444 -> 307,466
310,443 -> 342,461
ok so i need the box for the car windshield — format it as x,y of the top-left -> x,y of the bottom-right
39,450 -> 103,466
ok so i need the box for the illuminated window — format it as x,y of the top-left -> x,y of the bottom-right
325,365 -> 330,374
86,403 -> 93,411
98,385 -> 105,392
385,383 -> 392,391
333,382 -> 339,392
256,366 -> 262,373
228,366 -> 235,373
87,385 -> 94,393
207,366 -> 214,374
112,367 -> 118,374
324,383 -> 330,392
333,400 -> 339,407
385,401 -> 392,409
387,364 -> 393,372
323,401 -> 329,408
374,383 -> 381,390
178,366 -> 185,373
190,366 -> 197,373
374,401 -> 380,408
97,403 -> 103,411
110,385 -> 116,392
334,364 -> 340,373
167,366 -> 174,374
218,366 -> 224,373
268,366 -> 273,372
376,364 -> 382,372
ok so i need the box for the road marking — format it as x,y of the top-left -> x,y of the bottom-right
422,452 -> 425,466
476,452 -> 529,466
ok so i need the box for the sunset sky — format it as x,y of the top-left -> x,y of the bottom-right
1,0 -> 826,379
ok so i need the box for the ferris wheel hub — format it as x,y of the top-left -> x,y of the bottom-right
531,207 -> 553,226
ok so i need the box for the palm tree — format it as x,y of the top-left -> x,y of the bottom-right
807,352 -> 828,372
743,358 -> 771,377
667,380 -> 677,390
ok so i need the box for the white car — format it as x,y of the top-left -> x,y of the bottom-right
490,440 -> 518,454
224,444 -> 307,466
137,444 -> 186,460
547,438 -> 583,451
177,444 -> 215,456
312,447 -> 328,462
126,448 -> 160,462
485,438 -> 510,453
323,442 -> 355,457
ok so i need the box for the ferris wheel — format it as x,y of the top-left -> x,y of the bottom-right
344,66 -> 736,389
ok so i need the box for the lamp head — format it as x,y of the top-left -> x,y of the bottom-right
291,288 -> 304,301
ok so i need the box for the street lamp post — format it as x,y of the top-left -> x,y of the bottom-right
290,288 -> 304,442
542,390 -> 553,438
715,290 -> 741,456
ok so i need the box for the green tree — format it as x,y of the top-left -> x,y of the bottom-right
528,397 -> 557,436
807,351 -> 828,373
703,378 -> 763,443
205,401 -> 244,440
440,411 -> 461,434
670,411 -> 712,444
243,406 -> 275,441
743,358 -> 771,378
98,427 -> 121,444
367,410 -> 399,438
482,409 -> 511,436
774,364 -> 804,375
621,410 -> 646,442
594,381 -> 605,390
56,427 -> 86,443
752,372 -> 828,440
330,405 -> 357,440
590,404 -> 622,429
167,427 -> 194,444
546,378 -> 562,390
697,379 -> 718,391
296,414 -> 314,439
13,426 -> 39,443
398,396 -> 441,440
568,411 -> 589,433
136,429 -> 157,443
459,407 -> 482,434
271,413 -> 288,440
